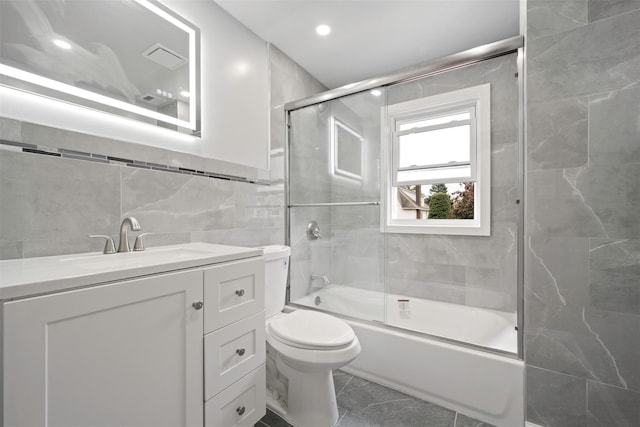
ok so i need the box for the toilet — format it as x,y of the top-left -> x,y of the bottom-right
260,245 -> 361,427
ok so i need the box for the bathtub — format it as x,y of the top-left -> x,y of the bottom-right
293,285 -> 524,427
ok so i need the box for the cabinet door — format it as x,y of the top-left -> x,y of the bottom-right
3,269 -> 204,427
204,257 -> 264,333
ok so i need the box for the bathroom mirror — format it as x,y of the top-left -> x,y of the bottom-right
0,0 -> 200,135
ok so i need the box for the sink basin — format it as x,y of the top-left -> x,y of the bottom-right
60,246 -> 217,269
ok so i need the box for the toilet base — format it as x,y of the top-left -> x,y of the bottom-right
270,354 -> 340,427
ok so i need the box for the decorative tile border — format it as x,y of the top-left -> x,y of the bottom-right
0,139 -> 271,186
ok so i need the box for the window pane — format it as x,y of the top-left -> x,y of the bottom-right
397,165 -> 471,184
398,124 -> 470,168
399,112 -> 470,131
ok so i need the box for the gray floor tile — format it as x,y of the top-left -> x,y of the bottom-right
454,413 -> 496,427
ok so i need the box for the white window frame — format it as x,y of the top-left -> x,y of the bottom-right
381,84 -> 491,236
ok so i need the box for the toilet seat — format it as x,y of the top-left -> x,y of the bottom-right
268,310 -> 355,350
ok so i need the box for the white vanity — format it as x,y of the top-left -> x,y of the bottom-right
0,243 -> 266,427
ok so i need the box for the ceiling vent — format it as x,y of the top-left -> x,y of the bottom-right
141,43 -> 187,70
139,94 -> 168,106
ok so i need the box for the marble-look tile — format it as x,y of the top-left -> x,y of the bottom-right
0,151 -> 121,242
528,10 -> 640,103
528,165 -> 640,239
454,413 -> 496,427
333,370 -> 353,395
589,86 -> 640,167
526,237 -> 590,313
121,167 -> 236,234
527,0 -> 587,40
589,239 -> 640,315
191,228 -> 280,249
527,97 -> 588,171
587,381 -> 640,426
336,375 -> 456,427
526,366 -> 587,427
234,181 -> 284,231
0,117 -> 22,143
336,410 -> 373,427
588,0 -> 640,22
526,304 -> 640,391
0,240 -> 23,260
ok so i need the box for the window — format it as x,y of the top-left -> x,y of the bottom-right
382,84 -> 490,235
330,116 -> 363,181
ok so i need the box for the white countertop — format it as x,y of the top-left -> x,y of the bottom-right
0,243 -> 262,301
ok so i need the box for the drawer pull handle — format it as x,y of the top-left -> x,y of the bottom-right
236,347 -> 246,356
192,301 -> 203,310
236,406 -> 246,416
235,289 -> 245,297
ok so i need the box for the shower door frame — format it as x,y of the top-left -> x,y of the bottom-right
284,35 -> 525,360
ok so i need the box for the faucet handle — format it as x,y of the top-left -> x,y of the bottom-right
133,233 -> 154,251
89,235 -> 116,254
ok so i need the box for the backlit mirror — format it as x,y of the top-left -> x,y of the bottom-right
0,0 -> 200,135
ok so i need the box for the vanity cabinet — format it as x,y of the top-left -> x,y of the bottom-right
1,245 -> 266,427
2,269 -> 204,427
203,257 -> 266,427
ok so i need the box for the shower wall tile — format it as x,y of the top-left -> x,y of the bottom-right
234,181 -> 284,231
589,85 -> 640,167
527,0 -> 587,40
527,97 -> 588,171
587,381 -> 640,426
191,228 -> 278,248
526,303 -> 640,392
528,9 -> 640,103
589,239 -> 640,315
0,151 -> 121,242
527,165 -> 640,239
526,366 -> 587,427
526,237 -> 590,312
588,0 -> 640,22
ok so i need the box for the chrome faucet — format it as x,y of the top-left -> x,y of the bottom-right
309,273 -> 330,291
117,217 -> 141,253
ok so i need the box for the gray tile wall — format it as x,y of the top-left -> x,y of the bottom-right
0,45 -> 322,259
525,1 -> 640,425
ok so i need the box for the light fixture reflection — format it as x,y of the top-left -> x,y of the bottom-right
370,89 -> 382,97
180,90 -> 190,98
52,39 -> 72,50
316,24 -> 331,36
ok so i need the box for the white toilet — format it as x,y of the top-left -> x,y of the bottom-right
261,245 -> 361,427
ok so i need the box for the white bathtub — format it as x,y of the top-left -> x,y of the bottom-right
293,285 -> 524,427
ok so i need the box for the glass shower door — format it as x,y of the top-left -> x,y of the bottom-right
287,89 -> 386,323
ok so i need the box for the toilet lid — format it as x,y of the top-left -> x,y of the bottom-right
268,310 -> 355,350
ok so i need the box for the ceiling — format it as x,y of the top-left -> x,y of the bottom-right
215,0 -> 520,89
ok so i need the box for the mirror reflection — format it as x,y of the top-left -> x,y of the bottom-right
0,0 -> 199,134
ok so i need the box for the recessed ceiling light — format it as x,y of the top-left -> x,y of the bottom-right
370,89 -> 382,97
52,39 -> 72,50
316,24 -> 331,36
180,90 -> 190,98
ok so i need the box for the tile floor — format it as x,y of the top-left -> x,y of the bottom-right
256,370 -> 495,427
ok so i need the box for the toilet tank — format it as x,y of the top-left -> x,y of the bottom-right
259,245 -> 290,318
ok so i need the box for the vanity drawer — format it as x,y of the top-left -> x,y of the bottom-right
204,257 -> 264,333
205,365 -> 266,427
204,311 -> 265,400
